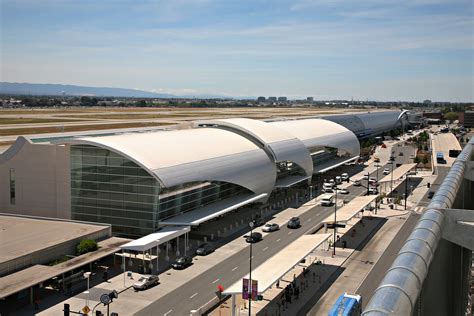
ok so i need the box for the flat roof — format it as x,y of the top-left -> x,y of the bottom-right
223,234 -> 330,294
0,214 -> 110,265
322,195 -> 377,224
379,163 -> 417,183
274,175 -> 311,188
160,193 -> 267,226
120,226 -> 191,252
0,237 -> 129,299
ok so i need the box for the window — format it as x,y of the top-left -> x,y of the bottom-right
10,168 -> 15,205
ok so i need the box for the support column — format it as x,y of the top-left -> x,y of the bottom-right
231,294 -> 236,316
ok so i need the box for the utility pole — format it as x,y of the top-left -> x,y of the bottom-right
333,177 -> 338,256
248,221 -> 254,316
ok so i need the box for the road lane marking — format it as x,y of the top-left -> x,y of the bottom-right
276,238 -> 281,242
164,310 -> 172,316
288,231 -> 293,235
232,266 -> 239,271
307,218 -> 312,222
212,278 -> 219,284
263,246 -> 268,252
190,292 -> 198,299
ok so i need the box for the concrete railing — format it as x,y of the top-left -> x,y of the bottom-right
362,137 -> 474,315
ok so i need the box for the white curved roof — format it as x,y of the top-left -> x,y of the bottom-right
269,118 -> 360,157
197,118 -> 313,176
63,128 -> 276,196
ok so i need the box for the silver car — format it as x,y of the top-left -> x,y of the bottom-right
133,275 -> 159,290
262,223 -> 279,232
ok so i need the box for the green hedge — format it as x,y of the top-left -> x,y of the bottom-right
76,239 -> 98,256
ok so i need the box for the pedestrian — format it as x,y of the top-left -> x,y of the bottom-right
276,279 -> 280,288
103,269 -> 108,282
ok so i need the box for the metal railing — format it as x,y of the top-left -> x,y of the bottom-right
362,137 -> 474,315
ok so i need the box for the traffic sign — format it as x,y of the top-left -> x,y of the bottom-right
82,305 -> 90,314
100,293 -> 111,305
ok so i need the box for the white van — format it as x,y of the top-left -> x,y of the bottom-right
320,193 -> 335,206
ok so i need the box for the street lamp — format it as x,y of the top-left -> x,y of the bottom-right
83,271 -> 91,307
333,177 -> 340,256
248,220 -> 254,316
374,164 -> 381,213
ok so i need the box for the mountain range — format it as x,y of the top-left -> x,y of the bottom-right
1,82 -> 179,98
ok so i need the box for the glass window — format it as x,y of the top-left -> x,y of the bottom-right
10,168 -> 15,205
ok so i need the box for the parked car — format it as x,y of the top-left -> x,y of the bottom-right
335,176 -> 342,184
252,217 -> 265,227
383,168 -> 390,175
341,173 -> 349,181
287,217 -> 301,229
399,152 -> 404,156
246,232 -> 263,243
368,187 -> 379,195
322,188 -> 334,194
133,275 -> 159,291
427,191 -> 435,199
172,256 -> 193,269
320,193 -> 335,206
364,205 -> 375,212
339,188 -> 349,194
195,243 -> 214,256
353,180 -> 361,186
262,223 -> 279,232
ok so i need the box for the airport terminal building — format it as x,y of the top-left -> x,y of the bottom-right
0,110 -> 406,238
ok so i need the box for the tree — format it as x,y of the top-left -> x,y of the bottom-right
414,156 -> 421,164
422,155 -> 429,165
444,112 -> 458,122
76,239 -> 98,255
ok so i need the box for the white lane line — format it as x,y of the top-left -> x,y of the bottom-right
190,292 -> 198,299
307,218 -> 312,222
288,231 -> 293,235
276,238 -> 281,242
212,278 -> 220,284
164,310 -> 173,316
263,246 -> 268,252
232,266 -> 239,271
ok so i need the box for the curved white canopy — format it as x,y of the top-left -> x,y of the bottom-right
197,118 -> 313,176
269,118 -> 360,158
63,128 -> 276,196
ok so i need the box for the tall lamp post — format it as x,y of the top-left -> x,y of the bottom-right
374,164 -> 381,213
333,177 -> 339,256
248,220 -> 254,316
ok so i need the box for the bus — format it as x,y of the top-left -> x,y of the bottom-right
328,293 -> 362,316
436,152 -> 445,164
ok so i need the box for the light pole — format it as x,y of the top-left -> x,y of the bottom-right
248,220 -> 254,316
83,271 -> 91,307
333,177 -> 339,256
374,164 -> 381,213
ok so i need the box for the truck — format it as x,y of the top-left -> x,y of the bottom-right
328,293 -> 362,316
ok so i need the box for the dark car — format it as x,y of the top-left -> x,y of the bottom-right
427,191 -> 435,199
195,243 -> 214,256
287,217 -> 301,229
252,217 -> 265,227
245,232 -> 263,243
171,256 -> 192,269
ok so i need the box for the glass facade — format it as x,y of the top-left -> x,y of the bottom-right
71,145 -> 249,237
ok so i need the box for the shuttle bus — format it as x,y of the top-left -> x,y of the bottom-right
328,293 -> 362,316
436,152 -> 445,164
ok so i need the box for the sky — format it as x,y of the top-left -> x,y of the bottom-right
0,0 -> 473,101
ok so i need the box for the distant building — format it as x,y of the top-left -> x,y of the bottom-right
257,96 -> 266,102
423,111 -> 443,120
307,97 -> 314,102
278,97 -> 287,102
464,111 -> 474,128
423,99 -> 432,104
268,97 -> 277,102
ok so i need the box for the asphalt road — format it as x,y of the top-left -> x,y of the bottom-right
136,166 -> 388,316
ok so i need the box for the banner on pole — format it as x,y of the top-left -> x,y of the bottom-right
251,279 -> 258,301
242,278 -> 249,300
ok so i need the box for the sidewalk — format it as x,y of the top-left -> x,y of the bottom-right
209,205 -> 410,316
